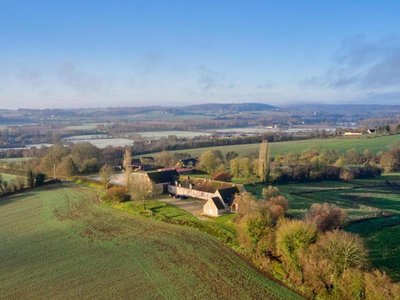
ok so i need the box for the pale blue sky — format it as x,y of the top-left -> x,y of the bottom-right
1,0 -> 400,108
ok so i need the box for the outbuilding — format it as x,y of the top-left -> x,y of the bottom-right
203,197 -> 227,217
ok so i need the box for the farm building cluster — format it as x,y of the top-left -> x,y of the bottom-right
129,169 -> 241,217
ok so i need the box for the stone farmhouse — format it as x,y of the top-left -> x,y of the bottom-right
130,170 -> 240,217
169,179 -> 240,217
130,169 -> 179,195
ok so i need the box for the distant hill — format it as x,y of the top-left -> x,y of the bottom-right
183,103 -> 277,114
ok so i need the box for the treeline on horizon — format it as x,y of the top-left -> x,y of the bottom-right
0,130 -> 327,159
1,121 -> 400,161
1,136 -> 399,190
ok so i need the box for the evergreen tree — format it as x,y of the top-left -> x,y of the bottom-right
27,170 -> 35,188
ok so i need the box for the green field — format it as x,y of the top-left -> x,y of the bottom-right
246,174 -> 400,281
246,173 -> 400,219
141,134 -> 400,157
0,172 -> 18,183
0,157 -> 32,162
111,199 -> 238,248
347,215 -> 400,280
0,184 -> 300,299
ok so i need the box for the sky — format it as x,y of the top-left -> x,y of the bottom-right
1,0 -> 400,109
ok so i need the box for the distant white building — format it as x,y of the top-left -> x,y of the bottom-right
343,131 -> 363,136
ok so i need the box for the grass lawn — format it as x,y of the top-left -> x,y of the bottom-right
112,200 -> 238,247
0,184 -> 300,299
139,134 -> 400,158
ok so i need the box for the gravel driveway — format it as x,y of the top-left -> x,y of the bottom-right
158,196 -> 205,216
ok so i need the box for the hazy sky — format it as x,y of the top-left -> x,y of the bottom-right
1,0 -> 400,108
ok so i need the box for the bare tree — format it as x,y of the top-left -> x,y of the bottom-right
99,164 -> 114,189
305,203 -> 347,231
262,185 -> 280,200
123,147 -> 133,186
129,175 -> 154,210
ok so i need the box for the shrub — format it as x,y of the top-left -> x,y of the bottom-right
211,171 -> 233,182
104,187 -> 131,203
35,173 -> 46,186
305,203 -> 347,232
364,270 -> 400,300
275,219 -> 317,271
261,186 -> 280,200
266,195 -> 289,220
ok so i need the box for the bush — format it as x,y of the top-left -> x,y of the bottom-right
364,270 -> 400,300
266,196 -> 289,220
261,186 -> 280,200
305,203 -> 347,231
35,173 -> 46,186
104,187 -> 131,203
211,171 -> 233,182
275,219 -> 317,271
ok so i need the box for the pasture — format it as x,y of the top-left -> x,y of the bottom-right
347,215 -> 400,281
64,123 -> 107,130
0,184 -> 300,299
247,174 -> 400,281
141,134 -> 400,158
137,130 -> 210,139
247,173 -> 400,219
68,138 -> 134,148
0,157 -> 32,162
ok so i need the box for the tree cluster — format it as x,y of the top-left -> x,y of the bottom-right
269,148 -> 381,183
0,174 -> 26,196
234,191 -> 400,299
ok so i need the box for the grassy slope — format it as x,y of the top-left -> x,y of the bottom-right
247,173 -> 400,281
0,184 -> 300,300
140,134 -> 399,157
347,215 -> 400,280
246,173 -> 400,219
112,199 -> 238,248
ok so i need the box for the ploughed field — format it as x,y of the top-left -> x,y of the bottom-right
142,134 -> 400,157
0,184 -> 300,299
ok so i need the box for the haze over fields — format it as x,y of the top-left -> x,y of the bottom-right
1,1 -> 400,109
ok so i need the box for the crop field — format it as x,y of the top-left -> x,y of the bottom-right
347,215 -> 400,280
64,123 -> 108,130
136,130 -> 210,138
0,184 -> 300,299
0,157 -> 32,162
141,134 -> 400,158
68,138 -> 134,148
